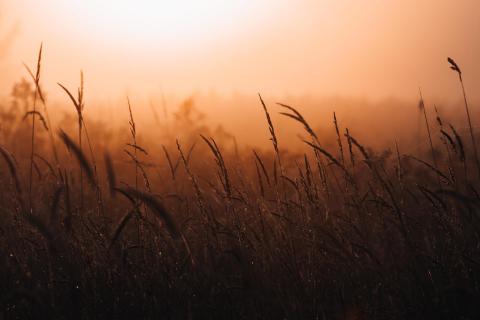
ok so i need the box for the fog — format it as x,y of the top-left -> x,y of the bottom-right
0,0 -> 478,105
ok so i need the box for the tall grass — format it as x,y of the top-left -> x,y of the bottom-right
25,43 -> 42,211
448,57 -> 480,177
0,54 -> 479,319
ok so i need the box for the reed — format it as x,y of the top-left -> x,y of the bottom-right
104,152 -> 117,196
109,209 -> 135,250
26,43 -> 42,212
58,129 -> 95,186
448,57 -> 480,177
333,112 -> 345,165
115,186 -> 180,239
48,185 -> 64,226
0,145 -> 22,196
259,94 -> 282,170
58,72 -> 85,207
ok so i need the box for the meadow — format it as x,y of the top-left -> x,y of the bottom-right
0,48 -> 479,319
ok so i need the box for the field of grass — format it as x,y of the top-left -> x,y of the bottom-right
0,48 -> 480,319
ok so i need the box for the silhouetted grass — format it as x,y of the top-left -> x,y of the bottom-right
0,54 -> 479,320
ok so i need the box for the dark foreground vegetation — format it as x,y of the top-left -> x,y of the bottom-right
1,50 -> 480,319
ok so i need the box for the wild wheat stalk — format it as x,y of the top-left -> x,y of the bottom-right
448,57 -> 480,177
23,53 -> 59,166
79,73 -> 84,205
127,97 -> 138,193
126,98 -> 147,252
333,112 -> 345,165
418,89 -> 438,173
58,71 -> 85,208
27,43 -> 43,211
58,130 -> 95,185
259,94 -> 282,172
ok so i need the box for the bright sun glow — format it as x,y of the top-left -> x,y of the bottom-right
63,0 -> 265,45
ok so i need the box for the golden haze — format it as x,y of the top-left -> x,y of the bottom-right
1,0 -> 479,103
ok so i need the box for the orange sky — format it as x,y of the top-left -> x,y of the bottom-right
1,0 -> 480,103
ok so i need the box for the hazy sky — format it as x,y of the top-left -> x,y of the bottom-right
1,0 -> 479,103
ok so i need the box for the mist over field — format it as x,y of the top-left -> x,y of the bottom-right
1,0 -> 480,101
